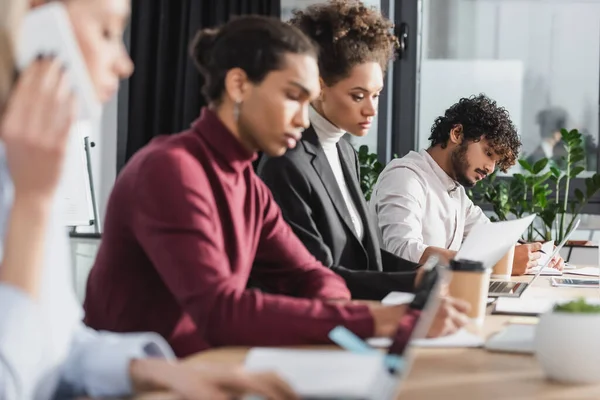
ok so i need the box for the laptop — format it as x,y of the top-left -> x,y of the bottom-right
244,256 -> 447,400
488,218 -> 581,298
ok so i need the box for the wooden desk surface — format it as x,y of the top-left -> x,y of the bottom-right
183,270 -> 600,399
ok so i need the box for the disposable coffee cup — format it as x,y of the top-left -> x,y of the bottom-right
448,259 -> 490,326
492,246 -> 515,280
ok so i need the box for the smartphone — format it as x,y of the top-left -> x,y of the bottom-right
16,2 -> 100,121
551,277 -> 599,288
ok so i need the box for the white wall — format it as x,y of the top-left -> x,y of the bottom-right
421,0 -> 600,157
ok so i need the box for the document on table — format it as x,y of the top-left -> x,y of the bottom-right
412,329 -> 484,348
245,349 -> 395,399
566,267 -> 600,277
456,215 -> 536,269
493,297 -> 556,316
485,324 -> 537,354
367,329 -> 484,349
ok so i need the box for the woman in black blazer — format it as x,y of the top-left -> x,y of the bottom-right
258,0 -> 420,300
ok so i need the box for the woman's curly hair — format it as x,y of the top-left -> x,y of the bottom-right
289,0 -> 399,85
429,94 -> 521,171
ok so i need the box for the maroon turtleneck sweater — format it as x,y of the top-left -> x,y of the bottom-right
83,108 -> 374,356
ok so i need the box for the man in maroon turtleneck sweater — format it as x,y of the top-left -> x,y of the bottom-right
83,16 -> 468,357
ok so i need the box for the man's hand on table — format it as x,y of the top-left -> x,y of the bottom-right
515,242 -> 566,275
513,243 -> 542,275
129,358 -> 298,400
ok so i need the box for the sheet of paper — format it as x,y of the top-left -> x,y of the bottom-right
563,262 -> 577,270
485,324 -> 537,354
536,240 -> 554,266
456,215 -> 536,269
567,267 -> 600,277
245,349 -> 390,399
381,291 -> 415,306
411,328 -> 484,348
493,297 -> 556,315
525,266 -> 562,276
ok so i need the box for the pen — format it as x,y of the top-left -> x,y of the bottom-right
517,239 -> 547,254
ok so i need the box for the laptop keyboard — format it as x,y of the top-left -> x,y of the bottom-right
489,281 -> 510,293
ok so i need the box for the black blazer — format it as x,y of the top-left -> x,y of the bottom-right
257,126 -> 419,300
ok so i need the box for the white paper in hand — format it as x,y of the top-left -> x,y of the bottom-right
456,215 -> 536,269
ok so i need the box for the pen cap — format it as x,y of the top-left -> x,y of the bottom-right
449,259 -> 485,272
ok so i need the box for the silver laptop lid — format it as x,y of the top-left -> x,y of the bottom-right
529,218 -> 581,285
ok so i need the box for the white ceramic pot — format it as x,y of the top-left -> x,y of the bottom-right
535,310 -> 600,383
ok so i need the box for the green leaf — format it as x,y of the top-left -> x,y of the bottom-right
571,154 -> 585,164
532,158 -> 549,174
586,178 -> 595,198
570,166 -> 586,179
358,145 -> 369,156
518,159 -> 534,173
536,191 -> 548,208
549,166 -> 561,178
575,188 -> 585,204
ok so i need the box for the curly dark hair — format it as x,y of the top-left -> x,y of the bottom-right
428,94 -> 521,171
289,0 -> 399,85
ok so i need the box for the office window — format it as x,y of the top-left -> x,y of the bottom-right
280,0 -> 382,155
418,0 -> 600,174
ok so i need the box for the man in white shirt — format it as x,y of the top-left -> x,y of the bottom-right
369,94 -> 563,274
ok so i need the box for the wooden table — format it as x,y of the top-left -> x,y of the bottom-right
182,270 -> 600,399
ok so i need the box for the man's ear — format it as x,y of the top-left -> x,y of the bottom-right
449,124 -> 464,145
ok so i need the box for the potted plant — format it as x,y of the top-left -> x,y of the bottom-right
357,145 -> 384,201
535,298 -> 600,383
468,129 -> 600,244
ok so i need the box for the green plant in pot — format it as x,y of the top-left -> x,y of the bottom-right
357,145 -> 399,201
535,297 -> 600,383
357,145 -> 383,201
469,129 -> 600,243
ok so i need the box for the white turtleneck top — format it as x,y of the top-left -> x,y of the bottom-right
309,106 -> 364,240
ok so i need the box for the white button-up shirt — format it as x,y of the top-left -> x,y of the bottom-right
369,149 -> 489,263
0,144 -> 174,399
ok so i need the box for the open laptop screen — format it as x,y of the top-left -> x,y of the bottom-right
386,258 -> 446,376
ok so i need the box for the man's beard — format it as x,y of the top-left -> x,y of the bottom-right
450,142 -> 475,187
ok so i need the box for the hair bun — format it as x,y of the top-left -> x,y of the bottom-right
190,28 -> 219,71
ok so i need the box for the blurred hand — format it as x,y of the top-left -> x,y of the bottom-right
131,359 -> 298,400
368,304 -> 408,337
548,250 -> 565,271
0,56 -> 76,202
512,243 -> 542,275
426,296 -> 471,338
